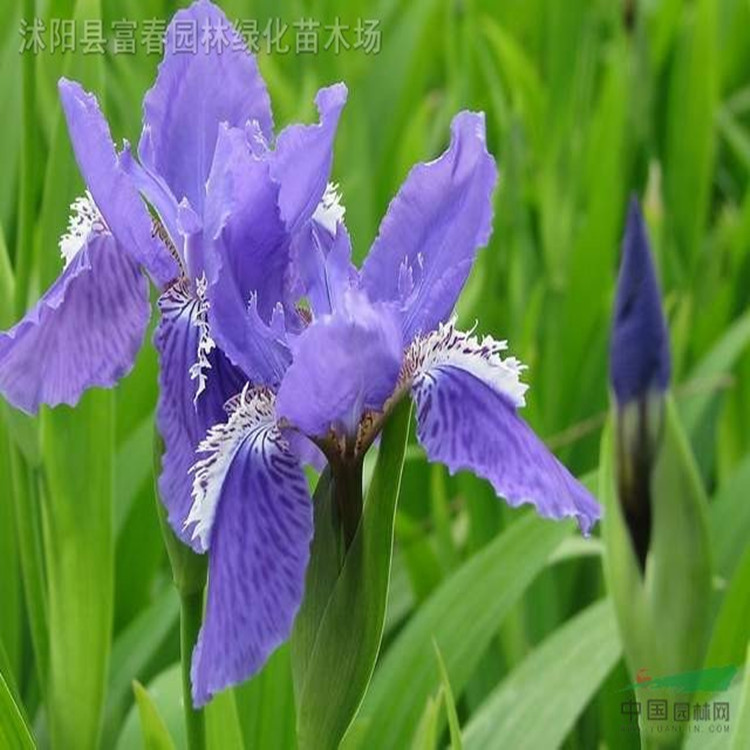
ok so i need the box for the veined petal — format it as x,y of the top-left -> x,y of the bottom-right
407,321 -> 600,534
203,124 -> 291,385
361,112 -> 498,341
269,84 -> 348,234
188,387 -> 313,706
58,78 -> 178,287
154,277 -> 245,549
276,290 -> 402,437
0,232 -> 150,414
138,0 -> 273,215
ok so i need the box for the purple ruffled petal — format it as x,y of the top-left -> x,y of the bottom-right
0,233 -> 150,414
154,278 -> 245,549
361,111 -> 498,341
58,79 -> 178,287
269,84 -> 347,234
276,290 -> 402,437
408,322 -> 600,533
138,0 -> 273,216
188,388 -> 312,706
203,124 -> 291,385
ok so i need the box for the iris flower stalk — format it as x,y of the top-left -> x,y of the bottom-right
0,0 -> 600,739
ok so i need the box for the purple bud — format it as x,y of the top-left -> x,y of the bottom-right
610,197 -> 671,406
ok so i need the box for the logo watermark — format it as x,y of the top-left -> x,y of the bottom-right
18,16 -> 382,56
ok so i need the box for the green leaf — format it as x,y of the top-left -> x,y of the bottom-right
293,399 -> 412,749
601,398 -> 713,738
433,643 -> 462,750
133,681 -> 177,750
733,651 -> 750,750
205,689 -> 244,750
102,586 -> 180,747
463,598 -> 620,750
409,690 -> 444,750
705,544 -> 750,670
709,452 -> 750,581
0,669 -> 35,750
42,391 -> 114,750
681,306 -> 750,438
662,0 -> 718,271
116,666 -> 185,750
235,643 -> 296,750
357,512 -> 572,750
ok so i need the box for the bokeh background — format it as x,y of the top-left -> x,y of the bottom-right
1,0 -> 750,748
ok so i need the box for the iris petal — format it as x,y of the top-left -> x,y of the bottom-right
276,290 -> 402,437
138,0 -> 274,216
203,125 -> 291,385
0,232 -> 150,414
58,79 -> 178,287
269,83 -> 348,234
188,387 -> 312,706
361,111 -> 497,341
408,321 -> 600,534
154,278 -> 245,550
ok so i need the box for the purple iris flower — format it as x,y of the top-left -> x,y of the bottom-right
0,0 -> 599,707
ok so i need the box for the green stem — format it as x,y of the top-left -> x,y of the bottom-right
180,591 -> 206,750
331,456 -> 364,552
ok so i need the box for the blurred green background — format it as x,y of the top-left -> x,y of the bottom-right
1,0 -> 750,748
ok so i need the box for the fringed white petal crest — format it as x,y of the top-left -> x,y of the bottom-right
402,317 -> 528,407
188,273 -> 216,404
59,191 -> 107,267
186,385 -> 281,550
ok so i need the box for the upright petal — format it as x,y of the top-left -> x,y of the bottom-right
289,215 -> 357,319
154,277 -> 245,549
276,290 -> 402,437
361,112 -> 498,341
407,321 -> 600,533
58,79 -> 178,287
203,125 -> 291,385
610,198 -> 671,405
138,0 -> 274,215
188,387 -> 313,706
269,84 -> 347,234
0,232 -> 150,414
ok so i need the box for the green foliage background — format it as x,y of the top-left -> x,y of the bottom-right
1,0 -> 749,748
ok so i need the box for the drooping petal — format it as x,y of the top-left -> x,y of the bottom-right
269,84 -> 348,234
407,321 -> 600,534
138,0 -> 274,215
276,290 -> 402,437
203,124 -> 291,385
610,197 -> 671,405
188,387 -> 313,706
58,78 -> 178,287
0,232 -> 150,414
361,112 -> 498,341
154,277 -> 245,549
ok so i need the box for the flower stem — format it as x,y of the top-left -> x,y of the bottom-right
180,590 -> 206,750
332,456 -> 364,551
